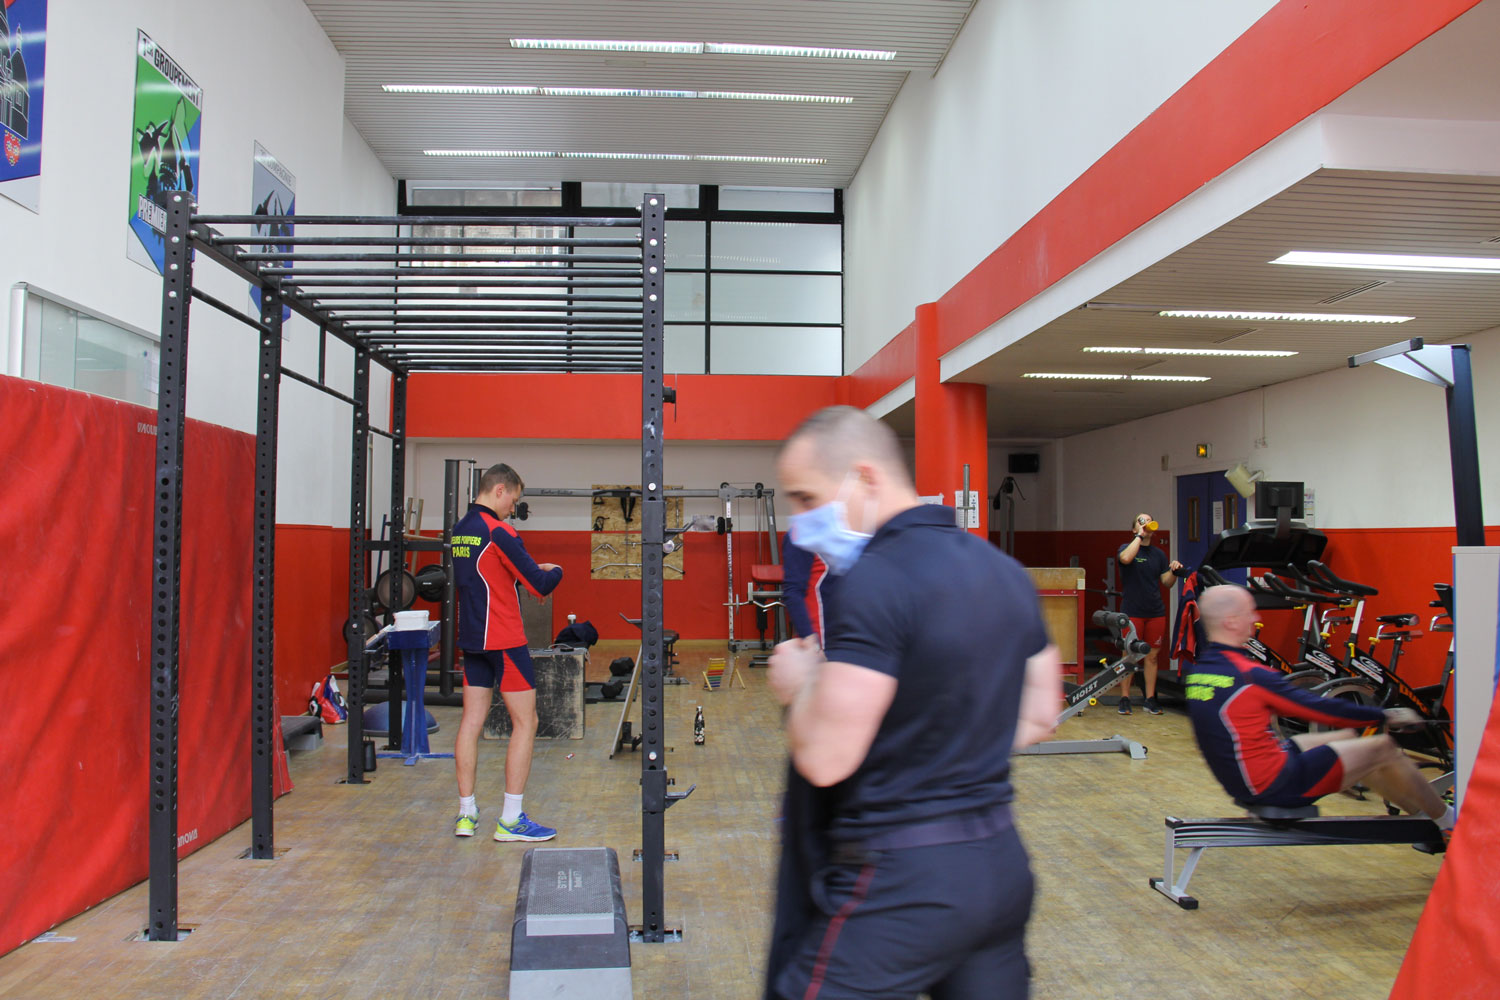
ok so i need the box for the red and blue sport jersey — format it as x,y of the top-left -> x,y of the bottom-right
451,503 -> 562,651
1185,642 -> 1387,801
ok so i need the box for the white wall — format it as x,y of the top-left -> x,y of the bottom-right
408,440 -> 788,531
0,2 -> 395,529
1056,327 -> 1500,544
989,442 -> 1058,533
843,0 -> 1278,371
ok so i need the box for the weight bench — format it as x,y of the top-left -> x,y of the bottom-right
280,715 -> 322,751
1148,801 -> 1445,909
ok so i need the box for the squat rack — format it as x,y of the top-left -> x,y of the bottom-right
149,191 -> 678,942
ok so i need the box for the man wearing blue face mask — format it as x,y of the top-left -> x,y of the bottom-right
765,406 -> 1062,1000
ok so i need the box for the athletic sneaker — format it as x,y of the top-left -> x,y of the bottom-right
1143,697 -> 1163,716
1117,696 -> 1132,715
454,814 -> 478,838
494,812 -> 557,843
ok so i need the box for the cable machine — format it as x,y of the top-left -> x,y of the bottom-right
149,192 -> 683,944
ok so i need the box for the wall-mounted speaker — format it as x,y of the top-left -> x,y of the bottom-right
1008,453 -> 1041,475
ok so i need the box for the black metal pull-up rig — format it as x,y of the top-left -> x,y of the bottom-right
150,192 -> 677,942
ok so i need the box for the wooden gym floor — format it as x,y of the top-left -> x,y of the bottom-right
0,641 -> 1441,999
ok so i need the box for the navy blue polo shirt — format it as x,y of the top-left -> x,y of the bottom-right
1116,542 -> 1169,618
819,504 -> 1049,840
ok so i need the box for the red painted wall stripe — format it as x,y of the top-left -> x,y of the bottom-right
847,321 -> 917,410
407,373 -> 843,440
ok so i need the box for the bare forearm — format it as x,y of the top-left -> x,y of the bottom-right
1120,536 -> 1142,564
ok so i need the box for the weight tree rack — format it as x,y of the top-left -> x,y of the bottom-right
149,191 -> 679,943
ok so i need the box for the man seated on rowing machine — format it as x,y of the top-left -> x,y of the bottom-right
1186,585 -> 1456,833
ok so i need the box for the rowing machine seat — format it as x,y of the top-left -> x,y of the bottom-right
1235,800 -> 1319,822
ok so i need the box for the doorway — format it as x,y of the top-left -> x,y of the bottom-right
1176,471 -> 1247,585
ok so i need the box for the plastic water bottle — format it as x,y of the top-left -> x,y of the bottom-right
693,706 -> 705,745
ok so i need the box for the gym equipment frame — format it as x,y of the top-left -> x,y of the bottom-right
149,192 -> 684,943
1015,611 -> 1152,760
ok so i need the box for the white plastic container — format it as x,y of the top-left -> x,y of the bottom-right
393,610 -> 430,631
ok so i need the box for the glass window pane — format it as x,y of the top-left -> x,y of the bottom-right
710,326 -> 840,376
581,182 -> 699,209
666,325 -> 705,374
719,187 -> 834,212
29,293 -> 158,407
666,221 -> 705,269
408,186 -> 562,207
667,272 -> 706,322
711,273 -> 840,324
711,222 -> 839,272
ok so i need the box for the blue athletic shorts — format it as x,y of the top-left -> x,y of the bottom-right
460,646 -> 534,692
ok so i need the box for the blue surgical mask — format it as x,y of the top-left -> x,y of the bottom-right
788,476 -> 873,576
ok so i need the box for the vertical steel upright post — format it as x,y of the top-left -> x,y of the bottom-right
250,286 -> 284,858
345,351 -> 371,784
149,192 -> 195,940
639,193 -> 669,941
1446,345 -> 1485,548
440,458 -> 460,696
387,373 -> 407,749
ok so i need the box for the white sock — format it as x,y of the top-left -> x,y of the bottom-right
459,795 -> 477,818
502,793 -> 524,824
1437,804 -> 1457,831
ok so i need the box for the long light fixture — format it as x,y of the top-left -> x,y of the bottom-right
1083,346 -> 1298,358
510,38 -> 897,60
423,149 -> 826,165
383,83 -> 852,104
1022,372 -> 1210,383
1159,309 -> 1413,324
1272,250 -> 1500,274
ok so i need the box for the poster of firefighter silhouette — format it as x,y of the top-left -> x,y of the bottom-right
0,0 -> 47,212
249,141 -> 295,326
127,30 -> 202,274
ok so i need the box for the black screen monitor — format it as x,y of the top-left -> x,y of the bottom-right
1254,481 -> 1304,520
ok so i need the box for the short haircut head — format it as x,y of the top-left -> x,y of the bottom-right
783,405 -> 909,483
478,463 -> 524,496
1198,584 -> 1254,631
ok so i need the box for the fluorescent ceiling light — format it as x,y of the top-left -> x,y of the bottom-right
510,38 -> 705,54
1159,309 -> 1412,324
1273,250 -> 1500,274
422,150 -> 825,165
694,154 -> 826,165
1083,346 -> 1298,358
509,38 -> 897,60
1023,372 -> 1209,382
702,42 -> 896,60
385,84 -> 850,104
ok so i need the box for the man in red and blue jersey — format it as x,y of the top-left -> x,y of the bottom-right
450,463 -> 563,842
779,534 -> 828,643
1187,585 -> 1455,830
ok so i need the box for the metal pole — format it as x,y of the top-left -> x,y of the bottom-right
345,351 -> 371,784
441,459 -> 460,697
387,374 -> 408,750
639,193 -> 670,941
1446,346 -> 1485,548
148,192 -> 195,940
250,285 -> 283,858
724,485 -> 735,649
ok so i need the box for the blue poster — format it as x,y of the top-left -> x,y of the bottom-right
249,142 -> 294,327
0,0 -> 47,212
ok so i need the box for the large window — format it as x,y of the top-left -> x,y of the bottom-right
398,183 -> 843,376
11,284 -> 160,407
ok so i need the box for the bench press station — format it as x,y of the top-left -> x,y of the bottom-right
1015,610 -> 1153,760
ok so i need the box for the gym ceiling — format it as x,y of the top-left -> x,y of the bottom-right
308,0 -> 1500,441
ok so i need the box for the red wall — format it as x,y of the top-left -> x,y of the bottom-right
273,525 -> 351,715
0,377 -> 269,956
1007,526 -> 1496,689
407,372 -> 844,440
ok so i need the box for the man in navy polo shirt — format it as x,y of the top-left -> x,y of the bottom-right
1115,512 -> 1186,715
766,406 -> 1062,1000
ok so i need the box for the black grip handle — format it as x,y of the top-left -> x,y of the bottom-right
1127,639 -> 1152,656
1092,609 -> 1130,630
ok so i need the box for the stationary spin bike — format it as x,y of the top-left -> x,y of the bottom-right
1015,610 -> 1154,760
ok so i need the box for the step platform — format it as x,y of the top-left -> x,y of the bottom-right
510,846 -> 632,999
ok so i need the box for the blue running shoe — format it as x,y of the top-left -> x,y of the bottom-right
494,812 -> 557,842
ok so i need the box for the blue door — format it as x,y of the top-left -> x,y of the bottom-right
1176,471 -> 1247,584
